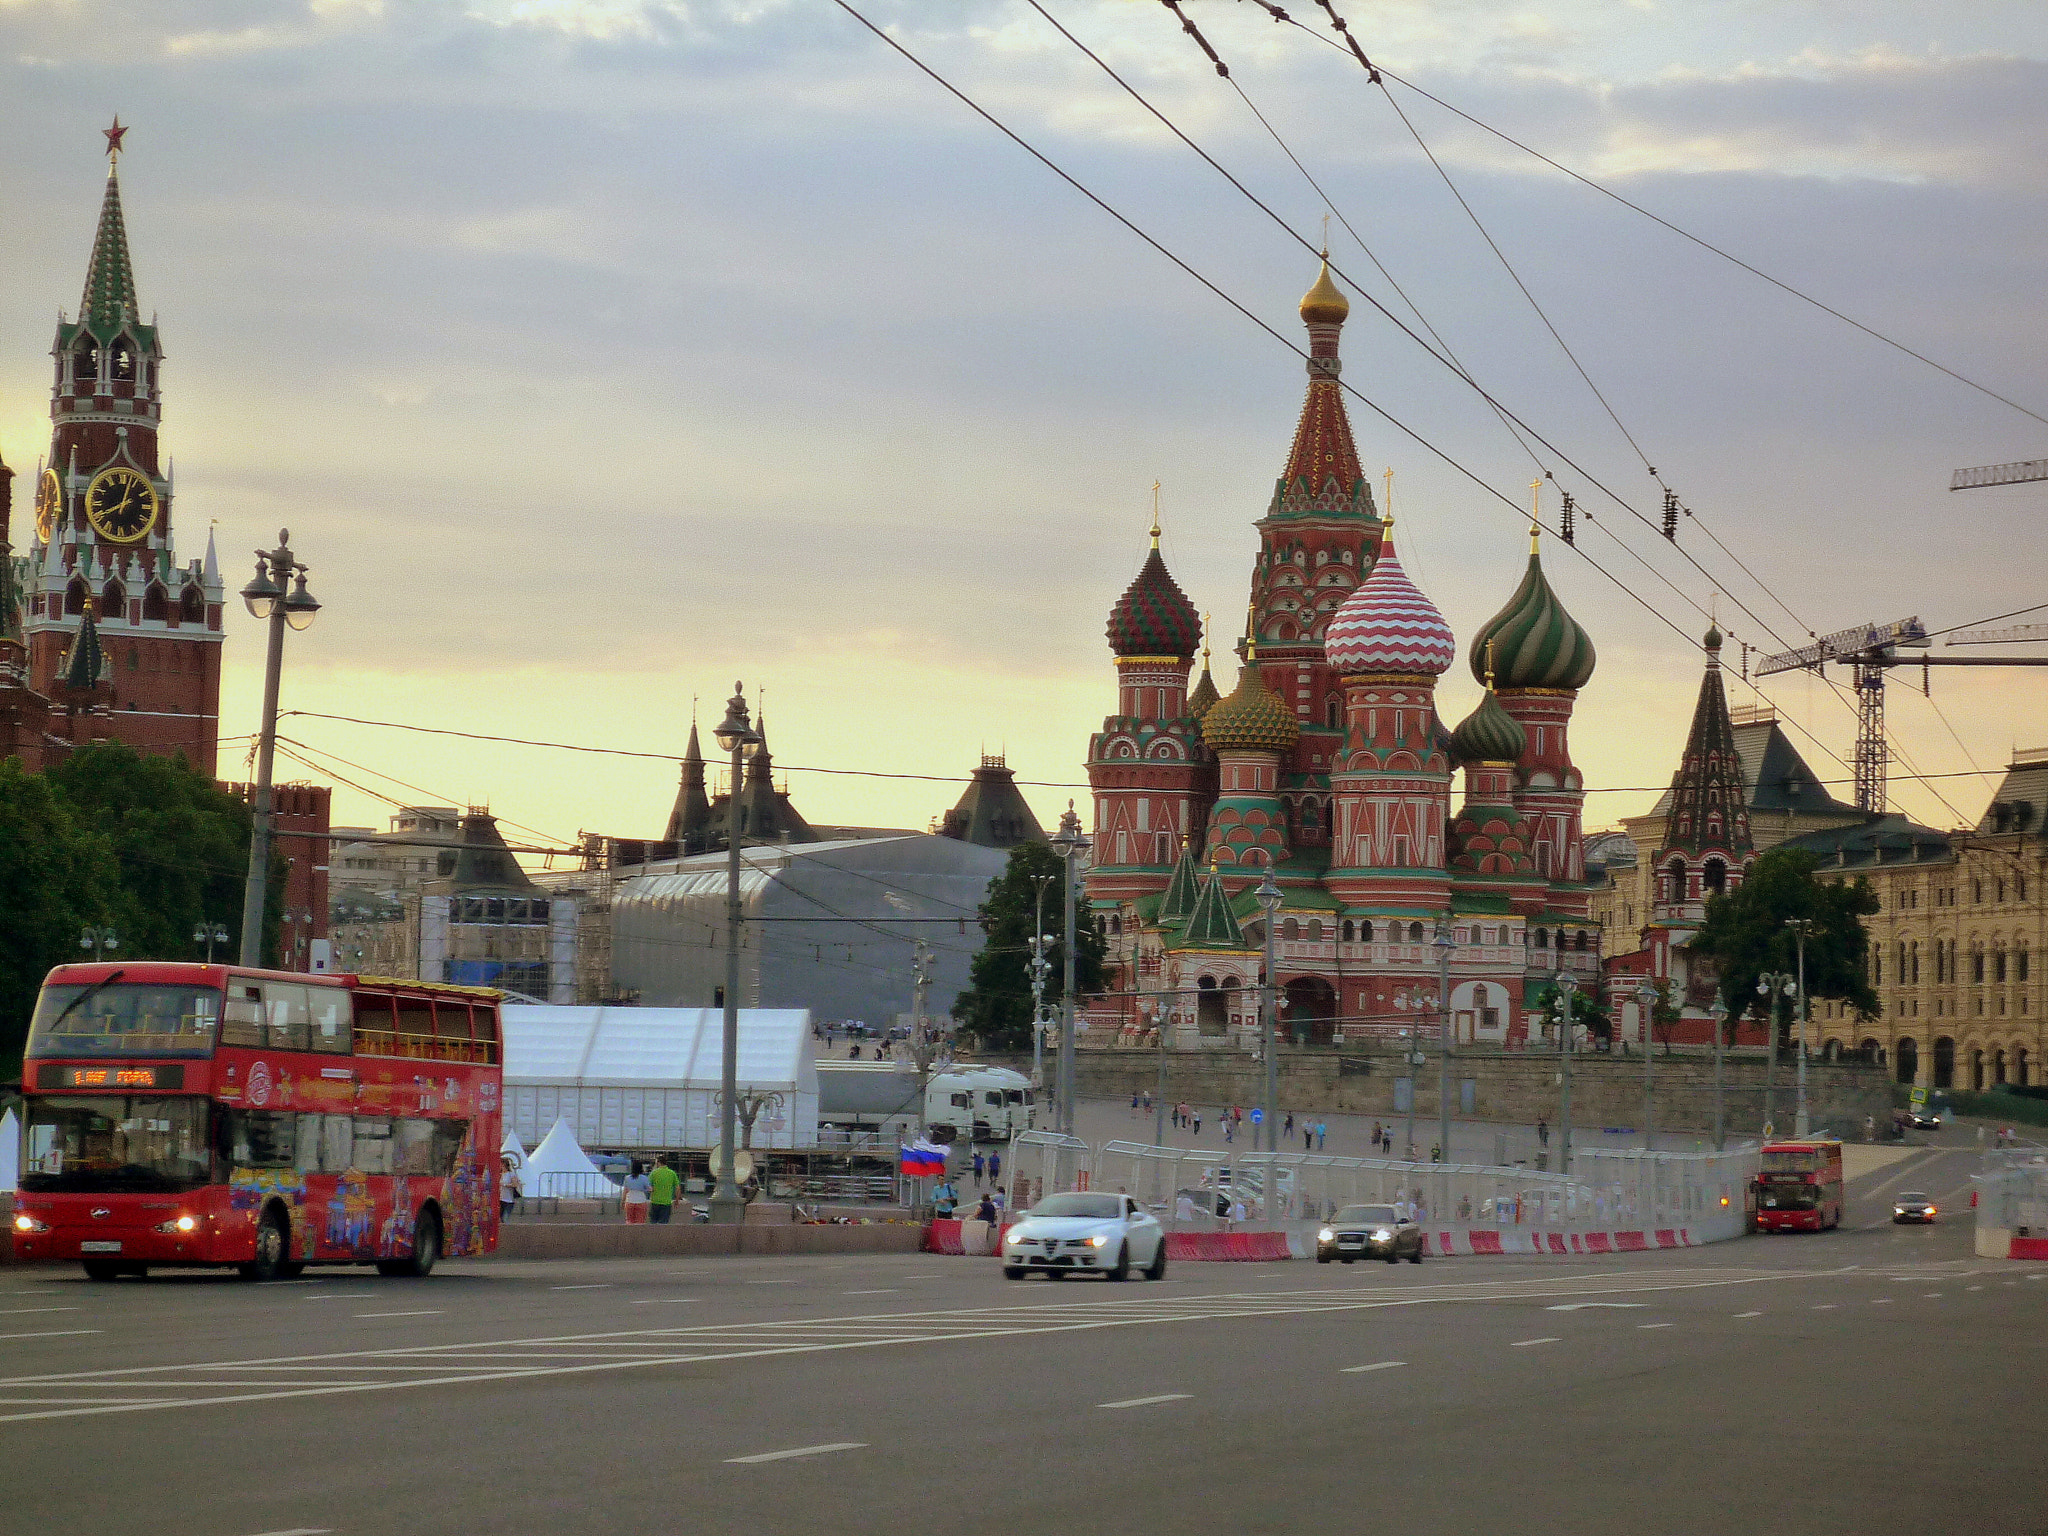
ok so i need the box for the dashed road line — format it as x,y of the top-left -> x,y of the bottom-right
354,1311 -> 443,1319
1637,1323 -> 1675,1329
630,1298 -> 698,1305
0,1308 -> 79,1316
726,1442 -> 866,1465
844,1289 -> 898,1296
1099,1393 -> 1191,1409
0,1330 -> 102,1341
1734,1311 -> 1763,1318
1510,1337 -> 1561,1348
551,1285 -> 613,1291
1341,1361 -> 1406,1373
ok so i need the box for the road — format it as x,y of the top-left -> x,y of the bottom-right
3,1141 -> 2039,1536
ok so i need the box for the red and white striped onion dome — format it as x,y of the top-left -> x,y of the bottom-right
1324,529 -> 1456,676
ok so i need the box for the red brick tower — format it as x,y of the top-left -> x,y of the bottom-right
24,121 -> 223,775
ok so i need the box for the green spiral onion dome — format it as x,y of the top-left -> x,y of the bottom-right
1450,689 -> 1528,765
1468,546 -> 1596,690
1201,662 -> 1301,754
1106,548 -> 1202,661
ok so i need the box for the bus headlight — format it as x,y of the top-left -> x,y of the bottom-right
13,1214 -> 49,1234
154,1215 -> 199,1234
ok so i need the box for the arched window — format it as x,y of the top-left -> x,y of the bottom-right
109,339 -> 136,382
1994,945 -> 2008,983
1575,931 -> 1590,952
1972,943 -> 1986,983
1533,928 -> 1548,949
2019,944 -> 2030,982
1359,921 -> 1374,943
142,582 -> 169,622
65,577 -> 89,616
1702,859 -> 1726,895
179,586 -> 203,624
1306,919 -> 1324,942
1325,696 -> 1342,729
1341,920 -> 1355,943
72,344 -> 98,383
101,581 -> 125,617
1408,921 -> 1424,943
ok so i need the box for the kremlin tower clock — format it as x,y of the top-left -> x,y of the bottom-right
22,121 -> 224,774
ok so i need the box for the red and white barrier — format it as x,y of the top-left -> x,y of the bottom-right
1165,1230 -> 1291,1262
1420,1227 -> 1695,1257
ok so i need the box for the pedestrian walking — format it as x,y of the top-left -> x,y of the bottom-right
646,1155 -> 680,1225
1303,1125 -> 1313,1150
1142,1089 -> 1152,1113
623,1161 -> 652,1225
1132,1092 -> 1141,1116
1371,1119 -> 1381,1149
972,1149 -> 986,1188
1193,1113 -> 1202,1137
1537,1118 -> 1550,1148
499,1155 -> 522,1222
1285,1111 -> 1295,1135
1316,1121 -> 1327,1150
1430,1144 -> 1441,1164
1224,1117 -> 1234,1143
988,1150 -> 1001,1185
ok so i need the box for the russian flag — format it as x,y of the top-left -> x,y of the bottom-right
899,1139 -> 949,1179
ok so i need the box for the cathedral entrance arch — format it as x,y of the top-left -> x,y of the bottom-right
1932,1036 -> 1955,1089
1895,1036 -> 1918,1084
1196,976 -> 1228,1037
1282,976 -> 1337,1043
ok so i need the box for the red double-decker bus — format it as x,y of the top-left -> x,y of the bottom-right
1753,1139 -> 1844,1232
12,962 -> 502,1282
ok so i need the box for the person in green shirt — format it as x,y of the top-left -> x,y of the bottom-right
647,1156 -> 681,1224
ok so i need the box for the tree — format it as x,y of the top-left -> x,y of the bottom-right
0,761 -> 122,1076
1531,978 -> 1613,1047
953,841 -> 1107,1052
1692,847 -> 1880,1047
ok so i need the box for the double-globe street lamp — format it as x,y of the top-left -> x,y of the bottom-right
80,925 -> 119,961
1434,919 -> 1457,1166
1555,971 -> 1577,1177
237,530 -> 320,968
1049,804 -> 1090,1138
1254,864 -> 1283,1153
1757,969 -> 1798,1135
1785,918 -> 1816,1138
193,922 -> 228,963
711,683 -> 762,1226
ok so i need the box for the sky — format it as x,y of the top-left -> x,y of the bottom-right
2,0 -> 2044,865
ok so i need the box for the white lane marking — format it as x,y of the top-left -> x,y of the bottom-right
1924,1293 -> 1943,1298
1734,1311 -> 1763,1319
244,1528 -> 336,1535
303,1294 -> 375,1301
1510,1337 -> 1561,1348
1811,1304 -> 1838,1311
844,1289 -> 899,1296
550,1285 -> 612,1291
1545,1302 -> 1644,1312
2029,1274 -> 2043,1281
726,1442 -> 866,1464
1637,1323 -> 1675,1329
354,1311 -> 443,1319
0,1330 -> 103,1341
0,1397 -> 179,1405
1967,1285 -> 1983,1292
1098,1393 -> 1192,1409
1341,1361 -> 1407,1373
1872,1298 -> 1893,1305
0,1308 -> 80,1316
747,1279 -> 801,1286
630,1298 -> 698,1305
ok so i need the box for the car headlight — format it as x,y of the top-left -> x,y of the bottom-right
1005,1229 -> 1027,1243
1373,1228 -> 1394,1241
13,1213 -> 49,1234
1088,1234 -> 1109,1248
1317,1227 -> 1334,1242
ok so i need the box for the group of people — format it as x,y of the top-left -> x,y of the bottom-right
1160,1102 -> 1332,1149
932,1179 -> 1004,1225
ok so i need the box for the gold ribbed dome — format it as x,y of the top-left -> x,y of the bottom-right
1299,259 -> 1350,325
1201,663 -> 1301,755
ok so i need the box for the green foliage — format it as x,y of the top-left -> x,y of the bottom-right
952,841 -> 1106,1051
1532,978 -> 1613,1041
1693,848 -> 1880,1039
0,744 -> 275,1079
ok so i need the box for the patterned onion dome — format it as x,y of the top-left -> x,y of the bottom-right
1468,546 -> 1596,690
1450,689 -> 1528,765
1187,664 -> 1220,722
1300,259 -> 1350,325
1201,662 -> 1300,754
1106,548 -> 1202,660
1325,531 -> 1456,676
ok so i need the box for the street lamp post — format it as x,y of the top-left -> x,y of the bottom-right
1556,973 -> 1577,1176
710,683 -> 762,1226
1709,996 -> 1729,1151
1254,865 -> 1283,1153
1028,875 -> 1054,1088
1786,919 -> 1815,1137
1152,1003 -> 1169,1148
1757,971 -> 1796,1134
80,925 -> 119,962
1049,803 -> 1090,1138
1636,979 -> 1661,1152
193,922 -> 228,964
1434,919 -> 1456,1165
236,529 -> 320,969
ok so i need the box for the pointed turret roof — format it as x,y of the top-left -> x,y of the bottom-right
1156,841 -> 1202,926
939,754 -> 1047,847
664,719 -> 715,846
80,134 -> 140,340
1659,627 -> 1753,859
1178,863 -> 1248,949
58,602 -> 106,691
1187,628 -> 1219,721
1269,260 -> 1376,521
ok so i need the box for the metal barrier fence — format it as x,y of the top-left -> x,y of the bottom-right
1975,1144 -> 2048,1243
533,1171 -> 624,1202
1020,1136 -> 1759,1244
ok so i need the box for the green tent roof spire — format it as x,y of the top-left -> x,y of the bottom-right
79,125 -> 140,338
1179,861 -> 1248,949
60,601 -> 107,691
1156,840 -> 1202,926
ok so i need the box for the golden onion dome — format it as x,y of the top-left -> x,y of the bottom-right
1201,662 -> 1301,755
1299,259 -> 1350,325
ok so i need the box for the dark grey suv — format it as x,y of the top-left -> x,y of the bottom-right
1316,1203 -> 1424,1264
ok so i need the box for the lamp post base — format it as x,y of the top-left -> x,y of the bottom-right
707,1189 -> 747,1225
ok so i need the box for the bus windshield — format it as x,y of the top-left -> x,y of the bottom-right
21,1096 -> 214,1193
28,983 -> 222,1058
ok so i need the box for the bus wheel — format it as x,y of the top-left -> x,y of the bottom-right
239,1210 -> 288,1282
82,1260 -> 122,1282
380,1210 -> 440,1279
277,1262 -> 307,1280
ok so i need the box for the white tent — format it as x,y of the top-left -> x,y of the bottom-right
0,1108 -> 19,1193
500,1128 -> 528,1174
500,1006 -> 819,1151
522,1116 -> 616,1200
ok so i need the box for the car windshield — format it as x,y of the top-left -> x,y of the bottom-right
1030,1193 -> 1123,1220
1896,1192 -> 1931,1203
21,1096 -> 215,1193
28,983 -> 222,1058
1334,1205 -> 1398,1225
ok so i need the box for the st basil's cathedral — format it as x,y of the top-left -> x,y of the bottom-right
1082,262 -> 1604,1049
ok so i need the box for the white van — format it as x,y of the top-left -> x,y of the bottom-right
927,1066 -> 1036,1144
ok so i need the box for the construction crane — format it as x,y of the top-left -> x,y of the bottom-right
1951,458 -> 2048,491
1758,616 -> 2048,816
1949,622 -> 2048,646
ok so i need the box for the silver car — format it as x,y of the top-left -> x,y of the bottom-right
1317,1202 -> 1424,1264
1002,1191 -> 1168,1281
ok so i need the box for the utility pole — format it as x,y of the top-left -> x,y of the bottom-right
1050,804 -> 1089,1138
1556,973 -> 1576,1177
1434,919 -> 1456,1165
1786,918 -> 1815,1138
1757,970 -> 1797,1133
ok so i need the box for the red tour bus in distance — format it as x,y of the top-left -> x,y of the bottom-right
1752,1139 -> 1844,1233
14,961 -> 503,1282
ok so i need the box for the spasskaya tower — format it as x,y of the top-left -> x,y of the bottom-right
23,121 -> 224,775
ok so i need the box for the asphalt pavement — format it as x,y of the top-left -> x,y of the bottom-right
3,1141 -> 2040,1535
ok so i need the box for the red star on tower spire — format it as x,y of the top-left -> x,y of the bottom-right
103,116 -> 128,162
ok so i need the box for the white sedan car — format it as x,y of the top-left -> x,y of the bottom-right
1002,1192 -> 1168,1281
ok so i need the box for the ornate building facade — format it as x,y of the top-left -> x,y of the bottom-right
1083,265 -> 1603,1050
8,124 -> 224,775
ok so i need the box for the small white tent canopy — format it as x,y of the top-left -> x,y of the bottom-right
0,1108 -> 19,1193
500,1006 -> 819,1151
500,1128 -> 528,1174
522,1116 -> 615,1199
